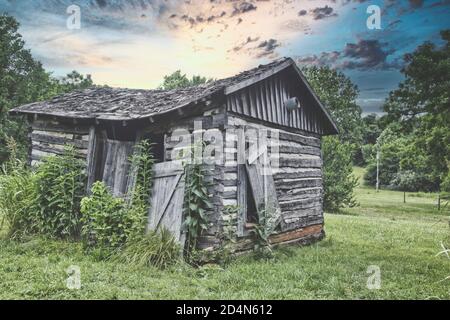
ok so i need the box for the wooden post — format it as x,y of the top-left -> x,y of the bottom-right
86,126 -> 97,194
376,149 -> 380,193
438,194 -> 441,211
403,191 -> 406,203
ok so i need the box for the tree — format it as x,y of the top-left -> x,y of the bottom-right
362,114 -> 383,145
302,65 -> 361,211
1,15 -> 52,162
159,70 -> 213,90
384,30 -> 449,123
383,30 -> 450,191
58,71 -> 93,93
302,66 -> 364,146
322,136 -> 358,212
0,14 -> 94,163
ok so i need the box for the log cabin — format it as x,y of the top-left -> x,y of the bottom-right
10,57 -> 338,251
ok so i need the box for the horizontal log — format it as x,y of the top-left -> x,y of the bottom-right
278,187 -> 322,202
32,120 -> 89,134
278,145 -> 321,156
276,178 -> 322,190
31,133 -> 89,149
273,168 -> 322,180
279,197 -> 322,211
32,143 -> 87,156
31,147 -> 86,161
223,190 -> 237,199
278,158 -> 322,168
278,131 -> 321,148
281,206 -> 322,220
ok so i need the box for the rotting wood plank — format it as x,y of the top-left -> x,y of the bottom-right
270,223 -> 323,244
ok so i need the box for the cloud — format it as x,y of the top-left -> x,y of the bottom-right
295,51 -> 341,67
231,2 -> 257,16
255,39 -> 280,58
232,36 -> 260,52
296,39 -> 402,71
342,39 -> 395,70
311,5 -> 337,20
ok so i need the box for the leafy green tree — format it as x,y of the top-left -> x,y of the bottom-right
159,70 -> 213,90
0,14 -> 94,164
384,30 -> 449,123
58,70 -> 93,93
383,30 -> 450,191
322,136 -> 358,212
302,66 -> 364,146
302,66 -> 361,211
1,15 -> 53,162
362,114 -> 383,145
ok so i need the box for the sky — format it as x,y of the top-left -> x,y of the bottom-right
1,0 -> 449,114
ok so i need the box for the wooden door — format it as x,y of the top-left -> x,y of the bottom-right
245,150 -> 282,228
147,161 -> 186,244
101,139 -> 135,196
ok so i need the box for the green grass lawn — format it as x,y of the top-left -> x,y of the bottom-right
0,167 -> 449,299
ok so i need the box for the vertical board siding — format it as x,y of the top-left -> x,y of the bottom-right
226,71 -> 327,135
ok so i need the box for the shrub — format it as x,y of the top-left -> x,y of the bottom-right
322,136 -> 358,212
115,228 -> 180,269
34,146 -> 86,239
390,170 -> 435,192
81,181 -> 135,249
0,159 -> 38,238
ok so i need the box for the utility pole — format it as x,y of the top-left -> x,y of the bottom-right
376,144 -> 380,193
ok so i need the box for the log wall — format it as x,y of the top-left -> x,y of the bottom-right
29,119 -> 90,166
224,114 -> 324,239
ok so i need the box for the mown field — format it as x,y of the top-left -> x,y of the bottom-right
0,167 -> 449,299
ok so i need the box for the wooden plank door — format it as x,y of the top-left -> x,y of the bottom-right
147,161 -> 186,244
101,139 -> 135,196
245,151 -> 282,227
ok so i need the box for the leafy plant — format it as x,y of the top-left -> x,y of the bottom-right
81,181 -> 131,249
81,139 -> 156,251
124,139 -> 156,242
128,139 -> 154,207
115,228 -> 180,269
250,205 -> 279,259
34,146 -> 86,239
0,142 -> 38,238
183,162 -> 212,255
189,205 -> 239,266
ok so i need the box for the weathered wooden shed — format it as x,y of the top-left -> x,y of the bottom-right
10,57 -> 338,251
